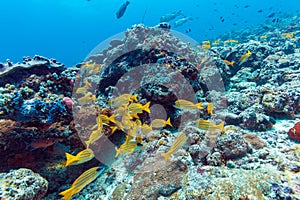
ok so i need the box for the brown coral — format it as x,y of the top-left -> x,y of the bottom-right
287,121 -> 300,142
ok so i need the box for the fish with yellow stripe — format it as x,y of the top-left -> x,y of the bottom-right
196,120 -> 225,132
175,99 -> 203,110
207,102 -> 213,115
115,140 -> 143,158
75,80 -> 92,94
223,59 -> 235,67
127,102 -> 151,116
151,117 -> 173,128
239,50 -> 252,66
78,92 -> 97,105
59,166 -> 105,200
64,148 -> 94,167
109,94 -> 138,108
162,132 -> 187,161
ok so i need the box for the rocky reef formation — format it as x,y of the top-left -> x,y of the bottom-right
0,168 -> 48,200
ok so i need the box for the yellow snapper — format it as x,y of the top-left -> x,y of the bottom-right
207,102 -> 213,115
175,99 -> 203,110
239,50 -> 252,66
78,92 -> 97,105
115,140 -> 142,157
75,79 -> 92,94
85,128 -> 103,148
223,59 -> 235,67
65,148 -> 94,167
162,132 -> 187,161
151,117 -> 173,128
197,120 -> 225,132
59,166 -> 105,200
141,123 -> 152,134
109,94 -> 138,108
127,102 -> 151,115
100,114 -> 116,125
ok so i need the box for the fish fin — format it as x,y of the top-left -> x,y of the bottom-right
196,102 -> 203,109
65,152 -> 76,167
218,121 -> 225,132
110,126 -> 118,133
85,140 -> 90,148
166,117 -> 173,127
130,113 -> 139,119
115,147 -> 120,158
59,187 -> 74,200
142,102 -> 151,113
131,94 -> 138,102
162,152 -> 171,161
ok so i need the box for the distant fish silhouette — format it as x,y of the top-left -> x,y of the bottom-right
267,12 -> 276,18
116,1 -> 130,19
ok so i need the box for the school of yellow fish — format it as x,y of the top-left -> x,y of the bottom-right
59,61 -> 227,199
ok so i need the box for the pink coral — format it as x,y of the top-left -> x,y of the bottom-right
62,97 -> 74,109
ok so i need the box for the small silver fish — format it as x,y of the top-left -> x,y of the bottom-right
160,10 -> 182,22
174,16 -> 193,28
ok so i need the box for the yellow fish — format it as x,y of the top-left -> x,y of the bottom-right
151,117 -> 173,128
197,120 -> 225,132
59,166 -> 105,200
223,60 -> 235,67
100,114 -> 116,125
162,132 -> 187,161
85,128 -> 103,148
115,141 -> 142,157
238,50 -> 252,66
212,39 -> 221,45
78,92 -> 97,105
109,94 -> 138,108
281,32 -> 294,38
260,35 -> 267,39
141,123 -> 152,134
224,39 -> 238,44
202,44 -> 211,49
75,80 -> 92,94
207,102 -> 213,115
89,64 -> 102,74
127,102 -> 151,115
65,148 -> 94,167
175,99 -> 203,110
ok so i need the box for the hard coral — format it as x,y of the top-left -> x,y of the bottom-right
287,121 -> 300,142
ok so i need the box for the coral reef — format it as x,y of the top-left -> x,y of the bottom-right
0,168 -> 48,200
0,14 -> 300,199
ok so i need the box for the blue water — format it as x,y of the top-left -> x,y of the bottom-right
0,0 -> 298,66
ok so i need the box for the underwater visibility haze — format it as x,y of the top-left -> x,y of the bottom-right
0,0 -> 300,199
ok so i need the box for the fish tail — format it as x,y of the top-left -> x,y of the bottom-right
162,152 -> 171,161
196,102 -> 203,109
130,94 -> 138,102
115,147 -> 120,158
142,102 -> 151,113
108,115 -> 116,124
65,152 -> 75,167
110,126 -> 118,133
218,121 -> 225,132
165,117 -> 173,127
59,187 -> 74,200
85,140 -> 90,148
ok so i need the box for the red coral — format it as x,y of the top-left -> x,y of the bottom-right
287,122 -> 300,142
